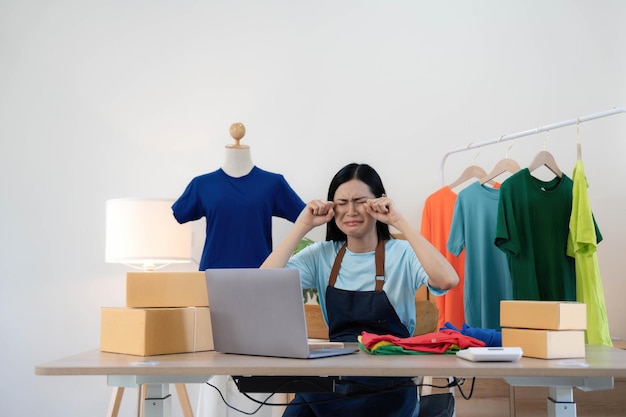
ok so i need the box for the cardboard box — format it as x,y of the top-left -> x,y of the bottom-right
126,272 -> 208,308
502,328 -> 585,359
500,300 -> 586,330
100,307 -> 213,356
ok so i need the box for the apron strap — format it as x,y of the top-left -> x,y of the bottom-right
374,239 -> 385,291
328,243 -> 347,287
328,240 -> 386,290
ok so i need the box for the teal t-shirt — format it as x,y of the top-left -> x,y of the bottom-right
495,169 -> 575,301
286,239 -> 445,336
447,181 -> 512,331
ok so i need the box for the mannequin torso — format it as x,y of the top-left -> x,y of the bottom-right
172,121 -> 306,269
222,147 -> 254,177
222,122 -> 254,177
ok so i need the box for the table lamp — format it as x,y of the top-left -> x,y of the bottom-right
105,198 -> 191,270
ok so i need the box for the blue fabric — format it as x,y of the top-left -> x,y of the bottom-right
283,377 -> 419,417
440,322 -> 502,347
286,239 -> 446,336
172,167 -> 305,270
447,181 -> 512,331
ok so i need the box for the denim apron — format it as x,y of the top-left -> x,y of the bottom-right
283,240 -> 419,417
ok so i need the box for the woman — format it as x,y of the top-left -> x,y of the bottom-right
262,163 -> 459,417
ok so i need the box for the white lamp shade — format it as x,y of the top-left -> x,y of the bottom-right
105,198 -> 191,268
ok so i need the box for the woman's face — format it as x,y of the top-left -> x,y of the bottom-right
332,179 -> 377,239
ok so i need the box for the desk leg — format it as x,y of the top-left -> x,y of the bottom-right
138,385 -> 146,417
174,384 -> 194,417
509,385 -> 516,417
107,387 -> 125,417
505,376 -> 613,417
547,387 -> 576,417
107,382 -> 194,417
143,384 -> 172,417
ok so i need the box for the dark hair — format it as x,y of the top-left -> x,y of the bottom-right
325,163 -> 391,242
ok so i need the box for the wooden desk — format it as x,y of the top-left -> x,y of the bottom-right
36,345 -> 626,417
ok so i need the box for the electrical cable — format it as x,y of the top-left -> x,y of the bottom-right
206,375 -> 475,414
454,377 -> 476,400
206,376 -> 419,413
204,380 -> 275,415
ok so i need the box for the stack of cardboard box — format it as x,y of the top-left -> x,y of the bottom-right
100,272 -> 214,356
500,300 -> 587,359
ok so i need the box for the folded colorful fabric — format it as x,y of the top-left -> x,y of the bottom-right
439,322 -> 502,347
359,329 -> 485,355
358,339 -> 436,355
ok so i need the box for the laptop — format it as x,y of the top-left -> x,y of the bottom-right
205,268 -> 359,359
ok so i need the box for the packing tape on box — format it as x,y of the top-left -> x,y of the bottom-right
191,306 -> 197,352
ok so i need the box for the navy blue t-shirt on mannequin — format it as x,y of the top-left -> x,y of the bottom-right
172,166 -> 305,270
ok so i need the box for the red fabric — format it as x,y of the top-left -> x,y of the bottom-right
361,330 -> 485,354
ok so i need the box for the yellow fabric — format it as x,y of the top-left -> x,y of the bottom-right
370,340 -> 395,351
567,160 -> 612,346
357,335 -> 395,351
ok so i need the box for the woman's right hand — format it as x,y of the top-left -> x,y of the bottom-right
298,199 -> 335,229
261,199 -> 334,269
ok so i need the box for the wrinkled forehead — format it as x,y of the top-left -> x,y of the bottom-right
333,179 -> 374,201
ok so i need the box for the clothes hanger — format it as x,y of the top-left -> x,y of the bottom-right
447,146 -> 493,189
528,130 -> 562,177
479,137 -> 521,185
448,165 -> 488,189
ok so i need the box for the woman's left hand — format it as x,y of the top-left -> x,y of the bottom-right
364,195 -> 402,227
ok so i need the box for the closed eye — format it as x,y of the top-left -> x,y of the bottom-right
334,197 -> 368,206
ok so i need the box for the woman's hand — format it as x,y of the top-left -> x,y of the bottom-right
298,199 -> 335,228
364,195 -> 403,228
365,195 -> 459,291
261,199 -> 334,269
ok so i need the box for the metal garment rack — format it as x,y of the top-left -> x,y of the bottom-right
440,106 -> 626,185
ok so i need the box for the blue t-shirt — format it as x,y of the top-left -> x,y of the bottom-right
172,167 -> 305,269
447,181 -> 512,331
286,239 -> 446,336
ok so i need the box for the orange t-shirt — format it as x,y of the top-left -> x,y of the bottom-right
420,186 -> 465,329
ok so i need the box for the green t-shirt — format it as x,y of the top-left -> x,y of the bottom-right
495,169 -> 575,301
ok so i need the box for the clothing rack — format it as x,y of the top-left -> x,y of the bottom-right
440,106 -> 626,185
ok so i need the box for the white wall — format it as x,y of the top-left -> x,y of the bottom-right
1,1 -> 625,416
